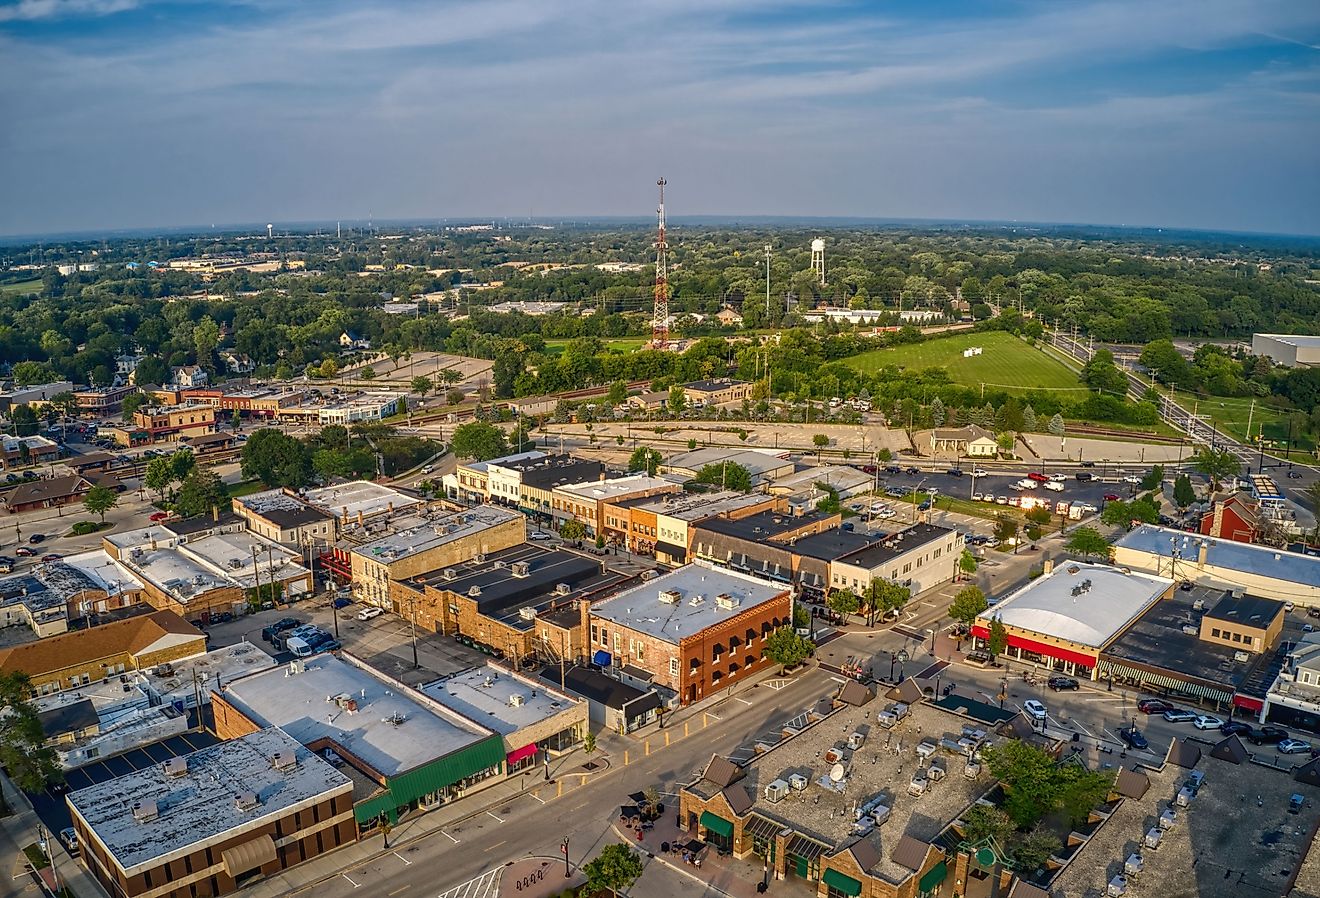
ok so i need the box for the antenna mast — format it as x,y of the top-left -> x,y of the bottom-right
652,177 -> 669,348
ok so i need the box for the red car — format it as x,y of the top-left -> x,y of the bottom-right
15,547 -> 35,557
1027,472 -> 1050,483
1137,699 -> 1174,715
149,511 -> 172,523
41,553 -> 62,563
1103,493 -> 1121,502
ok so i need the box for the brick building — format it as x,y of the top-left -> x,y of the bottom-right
3,474 -> 96,513
681,378 -> 753,406
111,403 -> 217,446
232,488 -> 336,546
604,490 -> 780,562
690,509 -> 845,585
73,384 -> 137,415
550,474 -> 678,537
587,562 -> 792,705
68,727 -> 354,898
1199,495 -> 1260,544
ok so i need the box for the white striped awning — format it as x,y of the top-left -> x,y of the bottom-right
1098,661 -> 1232,703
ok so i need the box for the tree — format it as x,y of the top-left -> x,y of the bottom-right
949,585 -> 988,626
192,316 -> 220,366
560,520 -> 588,542
83,484 -> 118,523
1190,446 -> 1240,492
987,616 -> 1008,660
1064,527 -> 1110,560
827,588 -> 860,618
449,422 -> 509,461
1101,495 -> 1159,527
583,843 -> 645,898
240,428 -> 313,488
693,461 -> 751,492
171,448 -> 196,482
667,385 -> 687,413
812,433 -> 829,460
1081,349 -> 1129,397
877,447 -> 893,464
0,671 -> 62,795
446,388 -> 466,406
1013,830 -> 1063,875
960,804 -> 1014,847
174,467 -> 229,518
1047,413 -> 1065,439
11,361 -> 58,387
360,366 -> 376,381
144,455 -> 175,501
1139,339 -> 1191,386
1025,505 -> 1052,528
994,515 -> 1020,553
607,380 -> 629,405
996,431 -> 1017,454
121,392 -> 148,422
1173,473 -> 1196,509
1139,464 -> 1165,492
628,446 -> 663,476
135,356 -> 169,387
763,626 -> 813,672
865,579 -> 910,624
959,548 -> 978,580
583,730 -> 597,756
411,375 -> 434,396
929,397 -> 946,426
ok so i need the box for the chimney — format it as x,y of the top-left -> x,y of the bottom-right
1042,559 -> 1054,576
341,505 -> 349,523
1197,543 -> 1208,568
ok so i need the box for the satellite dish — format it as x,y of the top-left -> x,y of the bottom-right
830,763 -> 846,782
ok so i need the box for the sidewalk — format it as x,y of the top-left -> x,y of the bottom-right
0,773 -> 109,898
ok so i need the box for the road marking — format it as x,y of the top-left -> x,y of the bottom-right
569,801 -> 589,812
736,698 -> 752,706
483,840 -> 507,853
394,851 -> 413,866
487,811 -> 505,823
530,792 -> 546,803
441,830 -> 460,844
390,887 -> 412,896
829,676 -> 846,684
341,874 -> 361,888
706,711 -> 722,720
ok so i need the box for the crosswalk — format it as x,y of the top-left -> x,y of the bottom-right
437,867 -> 501,898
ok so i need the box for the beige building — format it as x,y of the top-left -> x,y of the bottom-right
929,425 -> 997,458
550,474 -> 678,537
681,378 -> 753,406
232,489 -> 336,546
829,523 -> 964,596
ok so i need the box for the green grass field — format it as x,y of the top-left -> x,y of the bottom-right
1170,389 -> 1313,450
843,331 -> 1086,396
543,337 -> 650,355
0,278 -> 42,296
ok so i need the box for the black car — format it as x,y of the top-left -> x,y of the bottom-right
1048,677 -> 1080,692
1249,725 -> 1289,746
1079,461 -> 1097,468
946,468 -> 964,477
1288,470 -> 1303,479
260,617 -> 301,642
1137,699 -> 1174,714
1075,472 -> 1094,481
1220,721 -> 1254,738
1118,726 -> 1149,750
905,467 -> 919,475
29,533 -> 45,544
884,465 -> 901,475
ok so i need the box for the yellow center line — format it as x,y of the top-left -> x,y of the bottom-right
389,887 -> 411,896
484,840 -> 508,853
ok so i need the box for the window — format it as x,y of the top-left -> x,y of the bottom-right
1211,628 -> 1221,638
591,625 -> 599,644
670,658 -> 679,677
1232,632 -> 1241,643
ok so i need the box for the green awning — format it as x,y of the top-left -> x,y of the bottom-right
822,868 -> 862,896
918,861 -> 947,892
699,811 -> 734,839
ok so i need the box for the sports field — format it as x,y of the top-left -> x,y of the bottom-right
544,337 -> 650,355
844,331 -> 1086,396
0,279 -> 42,296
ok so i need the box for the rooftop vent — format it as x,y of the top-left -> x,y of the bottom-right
715,593 -> 740,611
162,757 -> 188,778
235,791 -> 260,812
519,607 -> 538,621
271,750 -> 297,772
688,594 -> 706,607
468,585 -> 482,598
443,568 -> 458,581
511,561 -> 531,578
658,589 -> 682,605
554,583 -> 572,596
132,799 -> 159,823
509,694 -> 525,707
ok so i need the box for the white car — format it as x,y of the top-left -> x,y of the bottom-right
971,468 -> 989,477
870,502 -> 885,513
971,492 -> 985,502
1049,473 -> 1067,482
1009,483 -> 1025,492
357,607 -> 383,621
1023,700 -> 1048,722
421,465 -> 434,474
1193,715 -> 1224,731
1043,481 -> 1064,492
530,531 -> 553,541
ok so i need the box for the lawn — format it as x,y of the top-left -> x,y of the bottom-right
1,278 -> 42,296
1170,389 -> 1313,450
543,337 -> 650,355
844,332 -> 1087,396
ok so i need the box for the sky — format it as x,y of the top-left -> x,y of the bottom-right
2,0 -> 1319,237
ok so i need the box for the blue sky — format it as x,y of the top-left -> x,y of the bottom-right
2,0 -> 1319,236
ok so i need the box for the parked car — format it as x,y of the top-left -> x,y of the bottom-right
149,511 -> 171,522
332,597 -> 352,609
1023,700 -> 1048,721
530,531 -> 552,541
357,606 -> 383,621
317,640 -> 342,653
995,495 -> 1009,505
1220,721 -> 1254,737
1122,475 -> 1142,484
1193,714 -> 1224,730
1278,739 -> 1313,755
918,500 -> 932,511
1249,726 -> 1289,746
1027,472 -> 1049,483
0,557 -> 12,573
29,533 -> 45,544
1117,726 -> 1149,750
1102,493 -> 1121,502
1048,677 -> 1080,691
1137,699 -> 1174,715
1162,709 -> 1197,723
1075,472 -> 1094,481
905,467 -> 919,475
15,547 -> 35,557
1288,470 -> 1303,479
58,827 -> 78,856
971,468 -> 989,477
971,492 -> 985,502
40,553 -> 61,563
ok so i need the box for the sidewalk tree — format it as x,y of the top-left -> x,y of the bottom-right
411,375 -> 433,396
583,843 -> 645,898
877,447 -> 893,463
143,455 -> 174,501
628,446 -> 663,475
83,484 -> 118,523
0,671 -> 61,796
812,433 -> 829,460
949,585 -> 988,626
867,579 -> 911,624
958,549 -> 979,581
827,588 -> 860,618
986,616 -> 1008,661
994,515 -> 1020,553
583,730 -> 597,756
1191,446 -> 1240,492
174,467 -> 229,519
764,626 -> 813,672
1064,527 -> 1110,560
449,422 -> 509,461
560,520 -> 587,543
1024,505 -> 1052,528
1139,464 -> 1165,492
1173,473 -> 1196,509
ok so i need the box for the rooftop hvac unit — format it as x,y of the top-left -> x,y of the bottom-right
475,553 -> 486,563
554,583 -> 571,596
788,773 -> 808,791
511,561 -> 531,578
1192,599 -> 1205,611
688,594 -> 705,607
1232,589 -> 1245,598
468,586 -> 482,597
443,568 -> 458,581
509,694 -> 525,707
715,593 -> 739,611
764,780 -> 789,803
271,750 -> 297,772
1181,625 -> 1199,635
493,560 -> 506,569
639,570 -> 658,582
235,791 -> 260,812
1124,854 -> 1143,876
228,558 -> 244,570
1159,808 -> 1177,830
847,731 -> 866,750
1233,651 -> 1250,663
162,757 -> 188,778
658,589 -> 682,605
519,607 -> 538,621
132,800 -> 159,823
1144,827 -> 1163,850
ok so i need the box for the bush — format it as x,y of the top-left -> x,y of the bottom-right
70,521 -> 102,536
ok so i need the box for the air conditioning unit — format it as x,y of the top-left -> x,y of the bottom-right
132,800 -> 159,823
519,607 -> 538,621
688,594 -> 705,607
475,554 -> 486,563
468,586 -> 482,598
511,561 -> 531,578
554,583 -> 571,596
162,757 -> 188,778
788,773 -> 808,791
271,750 -> 297,772
493,560 -> 506,569
715,593 -> 739,611
443,568 -> 458,581
509,694 -> 525,707
658,589 -> 682,605
235,791 -> 260,812
847,731 -> 866,750
640,570 -> 658,582
1233,650 -> 1250,663
764,779 -> 789,802
1181,625 -> 1199,635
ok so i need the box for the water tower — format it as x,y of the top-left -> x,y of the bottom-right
810,237 -> 826,286
266,223 -> 273,239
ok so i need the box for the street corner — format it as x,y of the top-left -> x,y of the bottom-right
497,857 -> 583,898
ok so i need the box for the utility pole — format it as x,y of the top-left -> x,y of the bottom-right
764,244 -> 772,316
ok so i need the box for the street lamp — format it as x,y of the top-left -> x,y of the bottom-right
909,477 -> 928,524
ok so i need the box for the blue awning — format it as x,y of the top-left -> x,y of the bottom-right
593,650 -> 612,667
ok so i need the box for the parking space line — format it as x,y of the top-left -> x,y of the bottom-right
483,840 -> 507,853
486,811 -> 505,823
341,873 -> 361,888
441,830 -> 460,843
393,851 -> 412,866
736,698 -> 752,706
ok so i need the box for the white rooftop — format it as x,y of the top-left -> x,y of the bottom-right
140,640 -> 276,707
590,561 -> 789,645
634,489 -> 769,521
555,474 -> 674,502
985,561 -> 1172,648
352,505 -> 521,564
56,550 -> 143,599
67,728 -> 350,875
1258,334 -> 1320,348
303,480 -> 422,521
220,653 -> 493,778
420,664 -> 581,736
461,451 -> 546,476
111,527 -> 308,602
662,448 -> 792,478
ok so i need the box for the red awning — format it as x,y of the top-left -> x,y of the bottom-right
507,743 -> 538,765
971,626 -> 1096,669
1233,694 -> 1265,714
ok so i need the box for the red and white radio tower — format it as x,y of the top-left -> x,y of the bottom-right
651,177 -> 669,348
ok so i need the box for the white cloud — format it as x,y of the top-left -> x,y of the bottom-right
0,0 -> 140,22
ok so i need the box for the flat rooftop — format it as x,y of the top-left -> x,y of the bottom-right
1258,334 -> 1320,348
420,664 -> 580,736
234,489 -> 333,528
791,528 -> 882,562
629,489 -> 770,521
67,727 -> 350,874
1117,525 -> 1320,589
662,448 -> 791,477
139,640 -> 275,705
555,474 -> 674,502
303,480 -> 422,521
701,700 -> 990,885
353,505 -> 522,565
836,523 -> 959,569
772,465 -> 873,493
986,562 -> 1171,649
219,653 -> 493,778
695,509 -> 834,544
590,562 -> 788,646
460,451 -> 545,476
1051,751 -> 1320,898
1204,591 -> 1285,627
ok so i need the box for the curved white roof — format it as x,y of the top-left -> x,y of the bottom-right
987,562 -> 1171,648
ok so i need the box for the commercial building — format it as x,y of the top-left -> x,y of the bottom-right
1263,633 -> 1320,732
485,454 -> 604,519
550,474 -> 678,536
305,480 -> 423,527
350,505 -> 525,609
929,426 -> 997,459
213,653 -> 506,827
179,385 -> 307,419
316,392 -> 401,425
110,403 -> 218,445
660,448 -> 795,485
0,609 -> 205,697
392,544 -> 625,663
587,562 -> 792,705
1,434 -> 61,470
541,664 -> 662,734
681,378 -> 753,406
691,509 -> 844,586
972,561 -> 1172,679
74,384 -> 137,415
3,473 -> 97,513
0,551 -> 144,637
446,450 -> 546,504
678,694 -> 982,898
605,490 -> 779,562
232,489 -> 336,546
0,380 -> 75,411
68,727 -> 355,898
420,664 -> 586,770
1252,333 -> 1320,369
768,465 -> 874,501
1113,525 -> 1320,606
830,523 -> 964,596
1199,495 -> 1260,543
